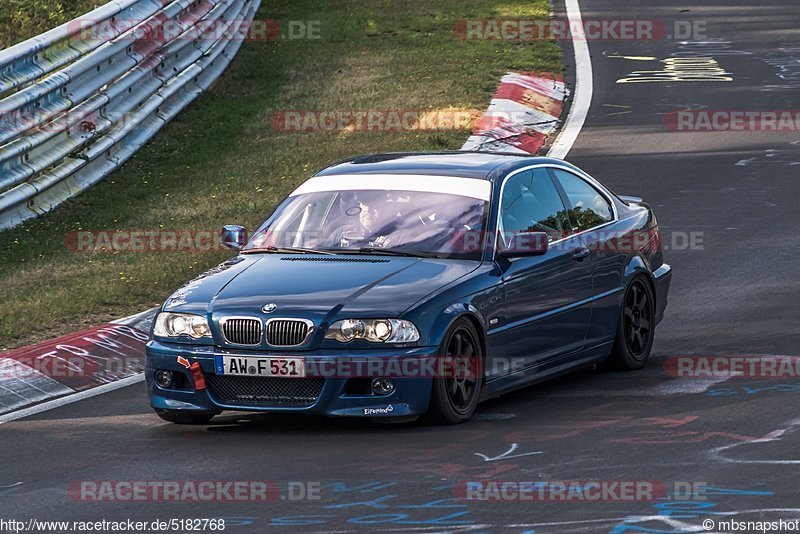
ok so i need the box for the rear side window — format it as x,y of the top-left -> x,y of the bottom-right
499,168 -> 570,243
550,169 -> 614,232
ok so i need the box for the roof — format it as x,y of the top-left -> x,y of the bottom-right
314,152 -> 565,181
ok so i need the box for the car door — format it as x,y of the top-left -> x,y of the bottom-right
549,167 -> 625,348
493,167 -> 594,372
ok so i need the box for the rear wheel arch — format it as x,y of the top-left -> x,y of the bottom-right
642,272 -> 658,311
623,256 -> 658,311
603,273 -> 656,371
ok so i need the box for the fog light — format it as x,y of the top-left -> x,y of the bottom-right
155,370 -> 173,388
371,377 -> 395,395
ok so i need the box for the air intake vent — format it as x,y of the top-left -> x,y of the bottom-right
206,375 -> 324,407
221,318 -> 262,345
266,319 -> 312,346
280,257 -> 390,263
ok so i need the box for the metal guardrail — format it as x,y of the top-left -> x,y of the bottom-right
0,0 -> 260,229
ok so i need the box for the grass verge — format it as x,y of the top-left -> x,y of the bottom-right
0,0 -> 561,349
0,1 -> 102,49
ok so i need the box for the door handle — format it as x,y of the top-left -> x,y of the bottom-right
572,247 -> 590,261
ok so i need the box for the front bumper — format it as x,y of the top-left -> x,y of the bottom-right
145,340 -> 438,417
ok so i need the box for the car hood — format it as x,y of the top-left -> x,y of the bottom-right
163,253 -> 480,320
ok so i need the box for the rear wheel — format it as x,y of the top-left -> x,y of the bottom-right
605,276 -> 655,370
154,408 -> 217,425
426,318 -> 483,424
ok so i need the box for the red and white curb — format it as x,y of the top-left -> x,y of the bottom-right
462,71 -> 567,155
0,309 -> 156,422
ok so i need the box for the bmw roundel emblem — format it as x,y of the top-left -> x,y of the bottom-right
262,303 -> 278,313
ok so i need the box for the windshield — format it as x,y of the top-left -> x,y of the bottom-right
243,188 -> 489,260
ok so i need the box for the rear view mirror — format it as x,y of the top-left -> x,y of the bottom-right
500,231 -> 549,257
221,225 -> 248,250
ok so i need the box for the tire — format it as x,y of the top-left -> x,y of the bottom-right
154,408 -> 217,425
426,318 -> 484,424
605,276 -> 656,371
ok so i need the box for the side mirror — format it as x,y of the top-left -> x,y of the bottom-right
500,231 -> 549,257
221,225 -> 248,250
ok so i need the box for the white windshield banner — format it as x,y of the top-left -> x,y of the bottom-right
289,174 -> 492,201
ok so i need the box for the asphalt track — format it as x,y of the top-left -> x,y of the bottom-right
2,0 -> 800,532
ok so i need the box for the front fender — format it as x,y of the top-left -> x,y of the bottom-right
407,298 -> 490,350
403,265 -> 500,349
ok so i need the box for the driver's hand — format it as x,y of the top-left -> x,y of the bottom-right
367,235 -> 390,248
338,230 -> 366,248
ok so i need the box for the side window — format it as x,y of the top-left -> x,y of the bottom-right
500,168 -> 570,243
551,169 -> 613,232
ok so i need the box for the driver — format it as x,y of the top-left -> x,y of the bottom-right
329,191 -> 397,248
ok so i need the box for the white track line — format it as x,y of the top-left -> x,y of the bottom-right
548,0 -> 593,159
0,374 -> 144,424
2,0 -> 593,423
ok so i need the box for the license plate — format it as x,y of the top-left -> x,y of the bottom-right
215,355 -> 305,377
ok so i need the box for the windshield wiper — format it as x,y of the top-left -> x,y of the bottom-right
241,246 -> 336,256
353,247 -> 441,259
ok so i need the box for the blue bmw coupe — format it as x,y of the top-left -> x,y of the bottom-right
146,152 -> 671,424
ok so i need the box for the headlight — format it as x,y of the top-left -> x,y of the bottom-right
324,319 -> 419,343
154,312 -> 212,339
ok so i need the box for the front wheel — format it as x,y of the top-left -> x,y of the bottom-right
605,276 -> 656,370
426,318 -> 484,424
154,408 -> 218,425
